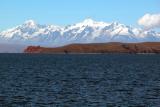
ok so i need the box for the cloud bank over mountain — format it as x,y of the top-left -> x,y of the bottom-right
138,13 -> 160,30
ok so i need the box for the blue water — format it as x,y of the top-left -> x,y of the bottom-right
0,54 -> 160,107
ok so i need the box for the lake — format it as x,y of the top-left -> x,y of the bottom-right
0,54 -> 160,107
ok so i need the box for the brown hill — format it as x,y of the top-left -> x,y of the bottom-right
24,42 -> 160,54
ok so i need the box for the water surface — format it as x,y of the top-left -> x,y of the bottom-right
0,54 -> 160,107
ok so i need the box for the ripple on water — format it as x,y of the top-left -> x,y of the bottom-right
0,54 -> 160,106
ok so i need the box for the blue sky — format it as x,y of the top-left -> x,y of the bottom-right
0,0 -> 159,31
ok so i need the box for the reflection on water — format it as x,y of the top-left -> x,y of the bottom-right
0,54 -> 160,107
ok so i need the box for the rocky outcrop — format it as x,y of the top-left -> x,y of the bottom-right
24,46 -> 42,53
24,42 -> 160,54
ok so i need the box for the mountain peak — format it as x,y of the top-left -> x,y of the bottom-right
83,18 -> 95,24
77,18 -> 110,27
111,21 -> 125,26
24,20 -> 37,26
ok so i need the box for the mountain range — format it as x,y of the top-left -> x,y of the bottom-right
0,19 -> 160,48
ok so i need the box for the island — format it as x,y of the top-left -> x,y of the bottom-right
24,42 -> 160,54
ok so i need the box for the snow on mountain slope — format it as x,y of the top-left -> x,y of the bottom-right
0,19 -> 160,47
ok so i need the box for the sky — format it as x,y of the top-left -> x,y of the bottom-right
0,0 -> 160,31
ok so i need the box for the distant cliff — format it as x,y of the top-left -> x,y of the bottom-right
24,42 -> 160,54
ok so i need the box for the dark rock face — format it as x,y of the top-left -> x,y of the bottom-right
24,42 -> 160,54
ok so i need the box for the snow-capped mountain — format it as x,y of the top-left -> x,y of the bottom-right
0,19 -> 160,47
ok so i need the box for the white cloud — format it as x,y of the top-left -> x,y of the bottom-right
138,13 -> 160,29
